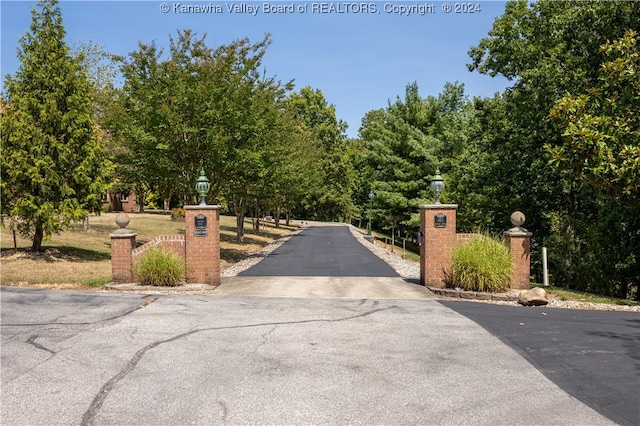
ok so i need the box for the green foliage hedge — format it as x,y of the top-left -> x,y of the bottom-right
451,234 -> 512,292
134,247 -> 185,286
170,208 -> 185,220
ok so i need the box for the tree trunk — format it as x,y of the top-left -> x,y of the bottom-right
137,188 -> 146,213
236,199 -> 245,243
83,216 -> 90,231
13,229 -> 17,254
32,223 -> 44,252
275,206 -> 281,228
163,198 -> 170,212
285,208 -> 291,226
391,225 -> 395,253
617,281 -> 628,300
254,207 -> 261,235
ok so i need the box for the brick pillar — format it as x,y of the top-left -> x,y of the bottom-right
184,205 -> 220,286
504,228 -> 532,289
110,232 -> 136,284
420,204 -> 458,288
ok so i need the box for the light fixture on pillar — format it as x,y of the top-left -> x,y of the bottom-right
195,167 -> 210,206
430,168 -> 445,205
367,189 -> 375,236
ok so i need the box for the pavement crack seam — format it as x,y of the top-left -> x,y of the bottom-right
1,296 -> 156,327
26,335 -> 56,355
80,306 -> 396,425
253,325 -> 278,353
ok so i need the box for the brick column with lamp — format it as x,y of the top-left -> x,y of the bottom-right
184,205 -> 220,286
419,168 -> 458,288
419,204 -> 458,288
184,167 -> 220,286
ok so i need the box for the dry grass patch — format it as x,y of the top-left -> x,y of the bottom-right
1,212 -> 298,288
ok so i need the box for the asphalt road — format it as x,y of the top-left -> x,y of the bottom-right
239,225 -> 398,277
1,287 -> 614,425
440,300 -> 640,426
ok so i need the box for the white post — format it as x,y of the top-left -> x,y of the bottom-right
542,246 -> 549,287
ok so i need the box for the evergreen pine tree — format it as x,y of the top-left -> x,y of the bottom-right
1,0 -> 110,251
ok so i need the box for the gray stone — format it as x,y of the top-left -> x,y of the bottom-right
475,292 -> 491,300
518,287 -> 549,306
430,288 -> 459,298
491,293 -> 511,301
459,291 -> 477,299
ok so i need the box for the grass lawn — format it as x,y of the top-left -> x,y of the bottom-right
0,212 -> 298,288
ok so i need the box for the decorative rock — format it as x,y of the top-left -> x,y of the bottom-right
518,287 -> 549,306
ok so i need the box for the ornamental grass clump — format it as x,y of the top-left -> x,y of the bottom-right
451,234 -> 513,292
134,247 -> 185,286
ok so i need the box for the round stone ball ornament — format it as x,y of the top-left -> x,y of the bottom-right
510,211 -> 525,227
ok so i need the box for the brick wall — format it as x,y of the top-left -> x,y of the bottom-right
456,233 -> 480,245
504,231 -> 532,289
110,206 -> 221,286
185,206 -> 221,286
420,204 -> 531,290
420,205 -> 458,288
110,233 -> 136,284
132,235 -> 185,261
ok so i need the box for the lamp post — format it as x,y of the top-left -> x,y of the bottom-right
367,190 -> 375,235
430,168 -> 445,205
195,167 -> 211,206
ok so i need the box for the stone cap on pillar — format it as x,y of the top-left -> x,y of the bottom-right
504,211 -> 532,236
504,228 -> 532,237
184,205 -> 221,210
419,204 -> 458,210
110,212 -> 137,237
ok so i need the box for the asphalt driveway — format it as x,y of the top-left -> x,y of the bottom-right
0,287 -> 614,425
239,225 -> 398,277
440,300 -> 640,426
1,224 -> 633,425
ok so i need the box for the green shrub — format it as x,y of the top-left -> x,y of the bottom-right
451,234 -> 512,292
134,247 -> 185,286
170,208 -> 185,220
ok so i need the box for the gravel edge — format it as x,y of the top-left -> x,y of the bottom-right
346,225 -> 639,312
221,223 -> 638,312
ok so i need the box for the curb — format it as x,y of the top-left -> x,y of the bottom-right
103,283 -> 218,293
428,287 -> 520,302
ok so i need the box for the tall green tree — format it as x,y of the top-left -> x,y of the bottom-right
360,82 -> 474,235
468,0 -> 640,295
548,30 -> 640,298
288,87 -> 356,221
1,0 -> 110,251
114,32 -> 297,242
548,30 -> 640,210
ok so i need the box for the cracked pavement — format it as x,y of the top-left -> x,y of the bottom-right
1,286 -> 615,425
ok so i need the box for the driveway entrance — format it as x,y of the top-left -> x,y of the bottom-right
215,224 -> 435,300
239,225 -> 397,277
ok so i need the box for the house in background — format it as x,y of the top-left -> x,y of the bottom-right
104,191 -> 137,212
